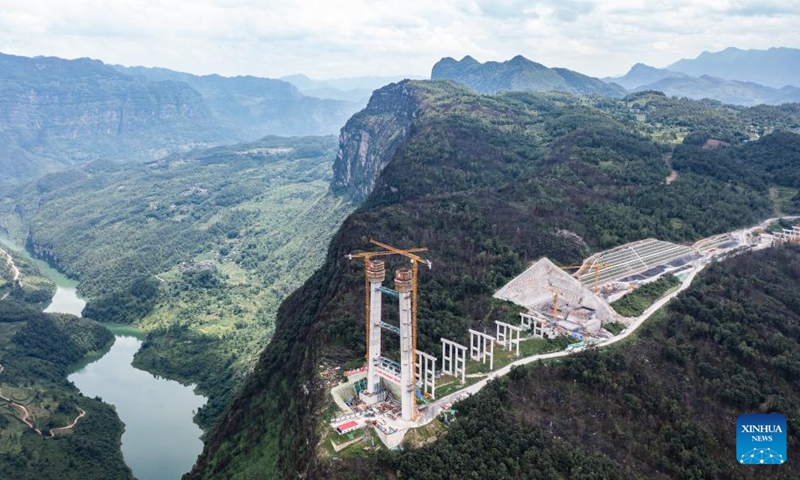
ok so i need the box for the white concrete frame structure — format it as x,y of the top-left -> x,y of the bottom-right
440,338 -> 467,383
495,321 -> 522,356
520,312 -> 533,329
366,261 -> 385,395
415,350 -> 437,399
396,269 -> 415,421
532,320 -> 545,338
469,329 -> 495,370
776,228 -> 800,245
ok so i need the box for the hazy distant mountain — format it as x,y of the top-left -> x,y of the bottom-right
606,63 -> 687,90
668,47 -> 800,88
431,55 -> 626,97
0,52 -> 227,185
632,75 -> 800,106
280,74 -> 416,104
116,66 -> 361,139
0,52 -> 365,186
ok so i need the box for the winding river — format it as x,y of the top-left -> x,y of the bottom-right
0,237 -> 206,480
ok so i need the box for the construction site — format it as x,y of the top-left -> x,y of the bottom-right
326,219 -> 799,451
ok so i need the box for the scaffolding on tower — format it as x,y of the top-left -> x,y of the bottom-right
347,239 -> 432,420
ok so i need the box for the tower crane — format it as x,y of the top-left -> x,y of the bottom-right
545,285 -> 562,323
346,239 -> 431,417
559,261 -> 611,293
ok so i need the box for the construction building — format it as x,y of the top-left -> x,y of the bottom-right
494,257 -> 617,336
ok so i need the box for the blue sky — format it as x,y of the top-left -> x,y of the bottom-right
0,0 -> 798,79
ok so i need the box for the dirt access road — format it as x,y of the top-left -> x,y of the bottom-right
0,364 -> 86,438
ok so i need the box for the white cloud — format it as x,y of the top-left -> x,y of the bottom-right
0,0 -> 797,78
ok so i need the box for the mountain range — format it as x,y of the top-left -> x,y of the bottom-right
434,49 -> 800,107
0,52 -> 361,186
115,66 -> 361,139
3,47 -> 800,480
431,55 -> 626,97
668,46 -> 800,88
609,62 -> 800,106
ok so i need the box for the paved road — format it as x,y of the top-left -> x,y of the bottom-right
420,216 -> 796,424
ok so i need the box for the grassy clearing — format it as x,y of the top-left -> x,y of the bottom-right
611,274 -> 681,317
770,186 -> 799,215
603,322 -> 625,335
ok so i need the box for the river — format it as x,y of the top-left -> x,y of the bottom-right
0,236 -> 206,480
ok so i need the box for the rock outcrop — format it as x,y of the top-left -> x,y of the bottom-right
331,80 -> 420,202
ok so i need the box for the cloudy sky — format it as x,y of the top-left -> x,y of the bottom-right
1,0 -> 798,79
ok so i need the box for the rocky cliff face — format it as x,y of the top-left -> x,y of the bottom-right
0,52 -> 225,184
330,80 -> 420,202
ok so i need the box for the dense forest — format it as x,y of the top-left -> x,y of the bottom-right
188,81 -> 800,478
0,135 -> 355,427
0,300 -> 131,479
326,246 -> 800,479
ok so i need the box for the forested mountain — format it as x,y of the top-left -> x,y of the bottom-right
0,52 -> 360,186
668,47 -> 800,88
116,66 -> 361,139
0,300 -> 131,479
0,135 -> 355,428
431,55 -> 626,97
187,80 -> 800,478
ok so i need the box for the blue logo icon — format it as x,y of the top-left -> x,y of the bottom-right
737,414 -> 786,465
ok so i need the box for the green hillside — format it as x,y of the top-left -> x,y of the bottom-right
187,81 -> 800,478
0,135 -> 354,428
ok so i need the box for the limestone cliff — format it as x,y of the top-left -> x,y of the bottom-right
330,80 -> 420,202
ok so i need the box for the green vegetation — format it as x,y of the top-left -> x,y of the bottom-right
11,311 -> 113,367
351,246 -> 800,479
0,301 -> 131,479
602,322 -> 625,335
189,82 -> 800,479
0,248 -> 55,308
767,218 -> 797,233
611,274 -> 681,317
1,135 -> 354,429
